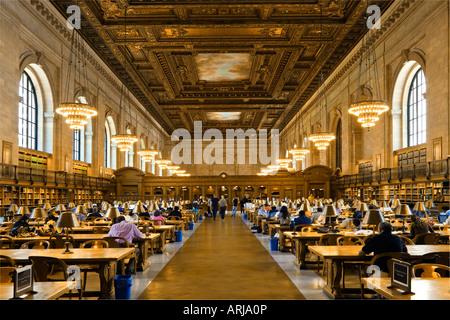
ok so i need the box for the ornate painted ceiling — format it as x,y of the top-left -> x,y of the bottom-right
50,0 -> 393,134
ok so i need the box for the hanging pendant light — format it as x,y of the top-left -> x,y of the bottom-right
308,6 -> 335,151
348,2 -> 389,128
111,6 -> 138,152
155,159 -> 171,168
56,7 -> 97,130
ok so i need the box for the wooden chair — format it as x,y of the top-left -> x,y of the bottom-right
419,251 -> 450,266
337,236 -> 364,246
300,226 -> 315,232
20,240 -> 51,249
93,226 -> 110,234
79,240 -> 110,293
412,263 -> 450,279
0,235 -> 15,249
316,234 -> 341,275
49,234 -> 74,249
398,235 -> 415,245
0,267 -> 15,283
336,236 -> 364,289
412,232 -> 440,245
0,255 -> 15,267
359,252 -> 411,299
167,216 -> 181,220
103,237 -> 137,275
29,256 -> 82,299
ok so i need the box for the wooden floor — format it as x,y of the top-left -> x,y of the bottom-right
138,216 -> 306,300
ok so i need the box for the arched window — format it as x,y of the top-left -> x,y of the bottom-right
336,119 -> 342,170
407,68 -> 426,147
18,71 -> 38,150
105,121 -> 111,168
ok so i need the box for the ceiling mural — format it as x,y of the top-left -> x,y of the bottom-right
50,0 -> 394,134
195,53 -> 252,82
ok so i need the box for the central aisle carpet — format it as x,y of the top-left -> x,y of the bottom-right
138,216 -> 305,300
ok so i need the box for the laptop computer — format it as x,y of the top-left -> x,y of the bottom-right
438,214 -> 448,224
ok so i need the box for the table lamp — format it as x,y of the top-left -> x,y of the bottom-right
413,202 -> 428,218
333,201 -> 342,210
17,206 -> 30,216
55,204 -> 66,214
425,200 -> 434,209
133,203 -> 146,214
42,203 -> 52,210
364,209 -> 385,232
369,199 -> 378,207
299,202 -> 311,213
75,205 -> 87,215
29,207 -> 48,223
8,204 -> 19,214
322,205 -> 338,226
83,201 -> 93,209
55,212 -> 80,254
392,199 -> 401,207
68,202 -> 76,209
121,202 -> 130,211
356,203 -> 369,215
395,204 -> 412,233
105,207 -> 121,221
316,200 -> 323,207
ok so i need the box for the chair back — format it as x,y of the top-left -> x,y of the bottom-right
398,235 -> 415,245
369,252 -> 411,275
412,232 -> 440,245
20,240 -> 50,249
419,252 -> 450,266
103,236 -> 132,248
300,226 -> 315,232
49,234 -> 74,249
167,216 -> 181,221
318,233 -> 341,246
0,255 -> 15,267
80,240 -> 109,249
412,263 -> 450,278
0,267 -> 16,283
93,226 -> 110,234
337,236 -> 364,246
29,256 -> 69,282
0,235 -> 15,249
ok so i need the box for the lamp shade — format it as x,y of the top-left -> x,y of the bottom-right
74,205 -> 87,215
395,204 -> 412,216
425,200 -> 435,208
357,203 -> 369,212
42,203 -> 52,210
105,207 -> 121,219
316,200 -> 323,207
369,200 -> 378,207
322,205 -> 338,217
30,208 -> 48,220
55,212 -> 80,228
121,202 -> 130,210
55,204 -> 66,212
133,203 -> 146,214
379,201 -> 389,208
68,202 -> 76,208
83,201 -> 93,209
8,204 -> 18,213
333,201 -> 342,209
413,202 -> 427,212
364,209 -> 385,226
17,206 -> 30,216
392,199 -> 401,207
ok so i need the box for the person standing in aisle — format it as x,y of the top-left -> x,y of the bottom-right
211,194 -> 219,221
232,196 -> 239,218
219,195 -> 227,221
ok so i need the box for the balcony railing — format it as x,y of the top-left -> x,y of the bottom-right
337,158 -> 449,186
0,163 -> 112,189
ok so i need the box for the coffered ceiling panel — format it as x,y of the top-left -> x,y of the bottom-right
50,0 -> 393,134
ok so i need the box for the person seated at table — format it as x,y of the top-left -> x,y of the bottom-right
279,206 -> 290,226
168,206 -> 183,219
38,214 -> 59,235
151,210 -> 165,226
87,209 -> 103,219
264,203 -> 271,211
75,210 -> 86,222
10,215 -> 36,236
124,210 -> 138,222
107,215 -> 143,275
290,210 -> 311,229
358,222 -> 407,273
339,217 -> 362,232
257,205 -> 267,217
310,207 -> 323,223
266,206 -> 278,220
138,209 -> 151,218
408,215 -> 434,239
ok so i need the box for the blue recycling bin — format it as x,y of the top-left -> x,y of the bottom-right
189,222 -> 194,230
199,214 -> 203,221
270,237 -> 279,251
114,275 -> 132,300
175,230 -> 183,242
243,213 -> 247,220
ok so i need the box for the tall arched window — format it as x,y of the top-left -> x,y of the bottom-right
105,121 -> 111,168
18,71 -> 38,150
335,119 -> 342,170
73,129 -> 81,161
407,68 -> 426,146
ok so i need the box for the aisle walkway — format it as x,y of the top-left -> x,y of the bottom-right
137,216 -> 306,300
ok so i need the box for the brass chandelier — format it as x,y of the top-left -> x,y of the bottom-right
348,5 -> 389,128
289,111 -> 310,160
56,13 -> 97,130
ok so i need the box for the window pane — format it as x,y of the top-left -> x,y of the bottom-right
18,71 -> 38,150
407,68 -> 426,147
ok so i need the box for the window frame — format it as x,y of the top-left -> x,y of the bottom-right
73,129 -> 81,161
18,71 -> 38,150
406,68 -> 426,147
